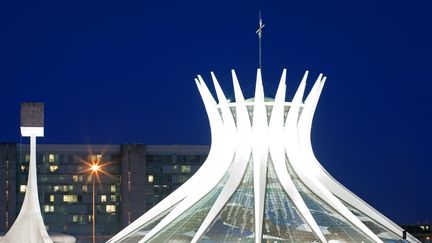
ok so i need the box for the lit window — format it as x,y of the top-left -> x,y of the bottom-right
110,185 -> 116,193
44,205 -> 54,212
72,215 -> 78,222
88,154 -> 101,163
20,185 -> 27,193
79,215 -> 86,224
20,165 -> 26,172
49,195 -> 55,202
25,154 -> 30,162
82,185 -> 88,192
72,175 -> 83,182
49,165 -> 59,172
110,195 -> 116,202
106,205 -> 116,213
148,175 -> 154,183
101,195 -> 107,203
48,154 -> 56,163
63,195 -> 78,203
53,185 -> 73,192
173,175 -> 190,184
181,165 -> 191,173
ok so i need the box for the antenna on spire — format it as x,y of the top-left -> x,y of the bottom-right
256,11 -> 265,69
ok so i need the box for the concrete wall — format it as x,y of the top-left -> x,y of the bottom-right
120,144 -> 146,227
0,143 -> 17,233
20,102 -> 44,127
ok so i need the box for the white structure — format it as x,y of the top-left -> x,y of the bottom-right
1,103 -> 75,243
108,69 -> 419,243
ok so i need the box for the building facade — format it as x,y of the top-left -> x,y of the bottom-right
0,143 -> 208,242
401,224 -> 432,243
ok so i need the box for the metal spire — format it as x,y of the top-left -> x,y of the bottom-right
256,11 -> 265,69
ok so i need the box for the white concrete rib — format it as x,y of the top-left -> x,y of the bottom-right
251,69 -> 268,243
138,75 -> 238,242
298,77 -> 414,241
107,69 -> 420,243
270,70 -> 327,243
110,77 -> 228,243
290,76 -> 384,243
191,70 -> 253,242
107,78 -> 225,243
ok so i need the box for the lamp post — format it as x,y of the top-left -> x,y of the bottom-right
90,163 -> 100,243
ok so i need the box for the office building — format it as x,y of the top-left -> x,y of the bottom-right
0,143 -> 208,242
402,224 -> 432,243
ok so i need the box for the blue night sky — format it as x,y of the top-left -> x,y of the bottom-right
0,0 -> 431,224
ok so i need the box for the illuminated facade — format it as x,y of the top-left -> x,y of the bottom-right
108,69 -> 420,243
0,144 -> 208,242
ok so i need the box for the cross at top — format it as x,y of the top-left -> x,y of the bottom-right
256,11 -> 265,69
256,15 -> 265,38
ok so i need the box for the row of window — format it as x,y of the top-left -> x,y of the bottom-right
43,204 -> 116,213
19,166 -> 121,177
20,184 -> 117,193
47,194 -> 117,203
24,154 -> 103,163
146,165 -> 192,183
23,153 -> 206,164
18,191 -> 118,204
147,175 -> 191,184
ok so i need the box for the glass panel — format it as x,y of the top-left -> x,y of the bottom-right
148,173 -> 229,242
118,207 -> 175,243
106,205 -> 116,213
286,157 -> 375,243
199,157 -> 254,242
341,201 -> 406,243
63,195 -> 78,203
262,158 -> 320,242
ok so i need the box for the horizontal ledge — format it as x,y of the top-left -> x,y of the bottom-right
20,127 -> 44,137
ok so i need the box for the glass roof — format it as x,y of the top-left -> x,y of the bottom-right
200,158 -> 255,242
115,153 -> 410,243
262,159 -> 320,242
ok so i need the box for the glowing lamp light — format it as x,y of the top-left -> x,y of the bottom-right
90,164 -> 101,173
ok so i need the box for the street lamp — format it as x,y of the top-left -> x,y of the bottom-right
90,163 -> 100,243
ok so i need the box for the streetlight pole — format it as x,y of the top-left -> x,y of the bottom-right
92,173 -> 95,243
90,163 -> 100,243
